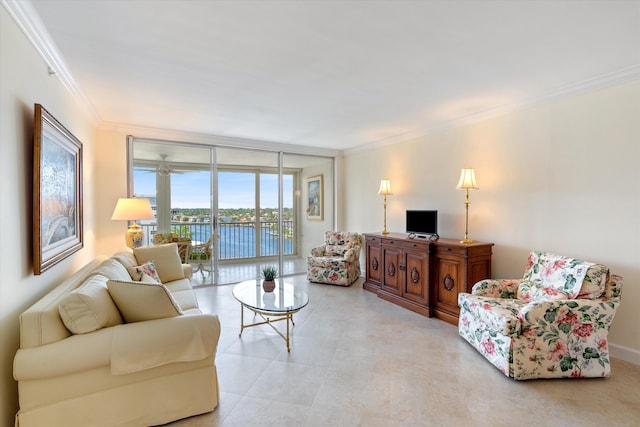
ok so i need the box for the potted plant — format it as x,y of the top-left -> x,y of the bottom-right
261,266 -> 277,292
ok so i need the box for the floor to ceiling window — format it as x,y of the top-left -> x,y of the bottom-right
130,137 -> 334,286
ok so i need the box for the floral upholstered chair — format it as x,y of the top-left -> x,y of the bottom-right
458,251 -> 623,380
307,231 -> 363,286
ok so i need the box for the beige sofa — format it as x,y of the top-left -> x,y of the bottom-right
13,244 -> 221,427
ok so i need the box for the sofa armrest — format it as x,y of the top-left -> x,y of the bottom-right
14,314 -> 221,381
310,246 -> 326,257
472,279 -> 521,298
182,263 -> 193,279
14,327 -> 114,381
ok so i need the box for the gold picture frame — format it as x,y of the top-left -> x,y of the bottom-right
306,174 -> 323,221
33,104 -> 83,275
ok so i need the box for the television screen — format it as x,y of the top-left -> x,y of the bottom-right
406,210 -> 438,237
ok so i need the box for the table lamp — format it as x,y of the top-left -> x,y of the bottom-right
111,197 -> 154,248
378,179 -> 393,235
456,168 -> 479,244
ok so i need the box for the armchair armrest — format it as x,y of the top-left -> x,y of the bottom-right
518,298 -> 621,332
343,247 -> 361,262
472,279 -> 521,299
310,246 -> 326,257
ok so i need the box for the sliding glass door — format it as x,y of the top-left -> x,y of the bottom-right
131,138 -> 334,286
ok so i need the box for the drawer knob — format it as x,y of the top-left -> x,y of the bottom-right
443,274 -> 455,291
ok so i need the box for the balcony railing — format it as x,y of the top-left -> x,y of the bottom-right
140,220 -> 295,260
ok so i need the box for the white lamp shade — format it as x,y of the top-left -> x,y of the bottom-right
378,179 -> 393,196
111,198 -> 154,221
456,168 -> 479,190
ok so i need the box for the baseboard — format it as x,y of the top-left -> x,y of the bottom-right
610,343 -> 640,365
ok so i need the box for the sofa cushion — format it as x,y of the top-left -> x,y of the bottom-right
127,260 -> 161,283
92,258 -> 132,281
307,256 -> 348,269
522,251 -> 593,299
111,249 -> 138,270
164,278 -> 200,312
58,275 -> 123,334
133,243 -> 185,283
107,279 -> 183,323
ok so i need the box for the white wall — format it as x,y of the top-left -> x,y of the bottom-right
0,8 -> 98,425
343,80 -> 640,361
300,158 -> 335,256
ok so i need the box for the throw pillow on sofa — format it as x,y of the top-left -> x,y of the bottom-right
133,243 -> 185,283
107,279 -> 183,323
127,260 -> 161,282
58,275 -> 123,334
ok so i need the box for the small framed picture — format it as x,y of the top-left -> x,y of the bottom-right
33,104 -> 83,274
306,174 -> 323,221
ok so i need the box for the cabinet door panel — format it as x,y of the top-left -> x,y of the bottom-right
382,247 -> 402,295
403,250 -> 428,304
366,242 -> 382,286
435,256 -> 461,312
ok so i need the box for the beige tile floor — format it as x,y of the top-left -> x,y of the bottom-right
190,258 -> 308,287
165,275 -> 640,427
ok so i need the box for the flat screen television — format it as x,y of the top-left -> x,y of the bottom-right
406,210 -> 438,238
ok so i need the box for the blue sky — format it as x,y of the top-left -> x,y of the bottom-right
134,169 -> 293,209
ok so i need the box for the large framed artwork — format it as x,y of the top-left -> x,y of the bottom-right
33,104 -> 83,275
306,174 -> 323,221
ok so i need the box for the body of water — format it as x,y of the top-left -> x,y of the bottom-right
187,223 -> 294,259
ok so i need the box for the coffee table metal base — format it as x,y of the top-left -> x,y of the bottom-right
238,304 -> 300,352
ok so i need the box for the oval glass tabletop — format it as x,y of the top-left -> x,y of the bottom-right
232,279 -> 309,313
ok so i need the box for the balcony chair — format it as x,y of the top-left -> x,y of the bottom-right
307,231 -> 363,286
189,236 -> 214,280
458,251 -> 623,380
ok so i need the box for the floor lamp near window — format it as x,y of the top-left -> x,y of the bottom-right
378,179 -> 392,235
111,197 -> 154,248
456,168 -> 478,244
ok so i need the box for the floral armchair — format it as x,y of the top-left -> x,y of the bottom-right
307,231 -> 363,286
458,251 -> 623,380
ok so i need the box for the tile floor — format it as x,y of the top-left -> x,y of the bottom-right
190,258 -> 308,287
165,275 -> 640,427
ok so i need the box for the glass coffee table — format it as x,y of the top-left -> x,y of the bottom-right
232,279 -> 309,352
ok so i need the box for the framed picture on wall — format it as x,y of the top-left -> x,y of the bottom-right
33,104 -> 83,275
306,174 -> 323,221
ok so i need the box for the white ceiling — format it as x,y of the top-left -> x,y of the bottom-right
19,1 -> 640,151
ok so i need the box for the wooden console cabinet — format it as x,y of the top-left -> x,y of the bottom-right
363,232 -> 493,325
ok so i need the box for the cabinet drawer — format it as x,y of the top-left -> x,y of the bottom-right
381,238 -> 428,251
433,244 -> 468,256
366,235 -> 380,244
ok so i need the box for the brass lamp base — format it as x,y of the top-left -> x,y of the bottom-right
460,238 -> 475,245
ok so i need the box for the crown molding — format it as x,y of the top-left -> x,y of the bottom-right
5,0 -> 637,156
346,64 -> 640,154
2,0 -> 99,120
99,122 -> 343,158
